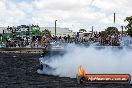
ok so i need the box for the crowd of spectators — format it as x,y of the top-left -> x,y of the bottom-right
2,26 -> 131,48
4,32 -> 130,48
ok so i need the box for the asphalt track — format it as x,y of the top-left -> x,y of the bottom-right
0,57 -> 132,88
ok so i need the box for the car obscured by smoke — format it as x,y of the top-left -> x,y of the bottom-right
46,41 -> 65,51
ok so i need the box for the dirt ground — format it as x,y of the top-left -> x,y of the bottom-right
0,56 -> 132,88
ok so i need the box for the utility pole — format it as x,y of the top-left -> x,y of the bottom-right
55,20 -> 57,36
113,13 -> 117,35
92,26 -> 94,34
90,26 -> 94,37
121,26 -> 124,36
114,13 -> 116,24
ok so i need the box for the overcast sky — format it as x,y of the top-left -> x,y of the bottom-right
0,0 -> 131,31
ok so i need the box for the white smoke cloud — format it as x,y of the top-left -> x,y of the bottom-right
40,44 -> 132,78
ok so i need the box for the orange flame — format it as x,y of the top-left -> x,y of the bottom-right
78,65 -> 86,76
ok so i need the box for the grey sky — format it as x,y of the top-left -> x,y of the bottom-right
0,0 -> 131,31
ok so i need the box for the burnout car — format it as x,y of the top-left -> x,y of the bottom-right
44,41 -> 66,57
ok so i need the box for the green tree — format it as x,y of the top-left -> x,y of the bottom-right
105,27 -> 119,36
100,27 -> 119,38
79,29 -> 87,33
125,16 -> 132,37
100,31 -> 107,38
32,26 -> 42,37
42,29 -> 51,37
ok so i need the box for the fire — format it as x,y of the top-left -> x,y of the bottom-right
78,65 -> 86,76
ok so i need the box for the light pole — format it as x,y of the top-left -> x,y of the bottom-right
55,20 -> 57,36
114,13 -> 116,24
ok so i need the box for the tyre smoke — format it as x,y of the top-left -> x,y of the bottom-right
40,44 -> 132,79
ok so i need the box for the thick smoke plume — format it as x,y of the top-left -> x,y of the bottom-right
40,44 -> 132,78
